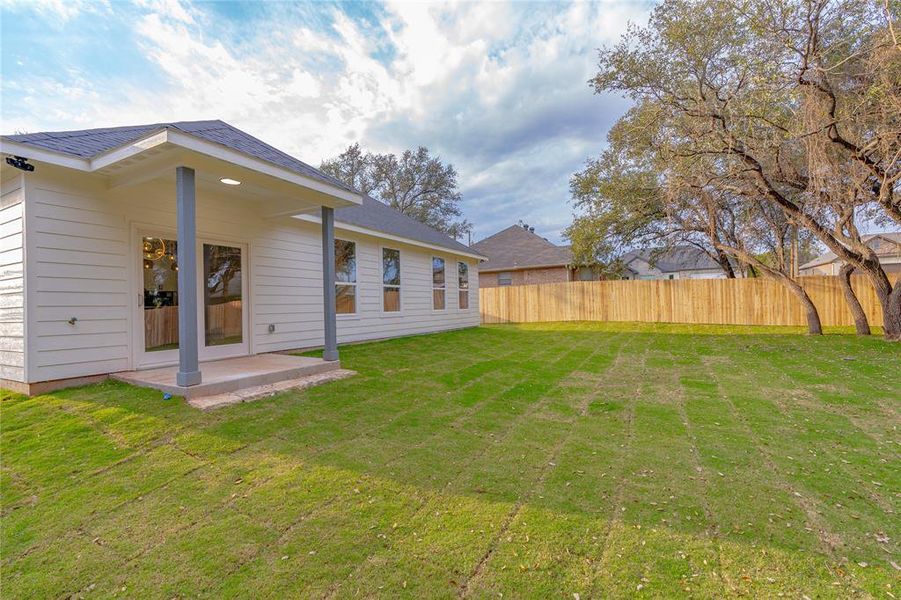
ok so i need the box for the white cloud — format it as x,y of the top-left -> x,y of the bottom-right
0,0 -> 110,23
133,0 -> 195,24
0,0 -> 651,242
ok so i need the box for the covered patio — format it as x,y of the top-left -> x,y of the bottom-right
89,124 -> 361,399
49,121 -> 363,400
108,125 -> 359,400
113,353 -> 355,409
0,120 -> 368,397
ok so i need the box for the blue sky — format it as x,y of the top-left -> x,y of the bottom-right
0,0 -> 651,243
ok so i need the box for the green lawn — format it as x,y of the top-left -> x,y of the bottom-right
2,323 -> 899,598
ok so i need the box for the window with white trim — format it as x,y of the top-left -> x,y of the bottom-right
432,257 -> 446,310
335,239 -> 356,314
458,261 -> 469,309
382,247 -> 401,312
498,272 -> 512,286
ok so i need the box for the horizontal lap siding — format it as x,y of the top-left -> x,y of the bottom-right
252,222 -> 324,351
334,236 -> 480,344
1,176 -> 25,382
23,170 -> 479,382
28,183 -> 131,381
253,222 -> 481,352
26,176 -> 274,382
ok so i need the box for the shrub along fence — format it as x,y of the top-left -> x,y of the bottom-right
478,276 -> 886,327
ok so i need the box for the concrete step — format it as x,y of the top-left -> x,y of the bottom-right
189,368 -> 356,410
113,354 -> 342,399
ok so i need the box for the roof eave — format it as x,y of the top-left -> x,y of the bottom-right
800,256 -> 836,269
1,128 -> 363,207
0,138 -> 91,171
294,214 -> 487,261
480,262 -> 571,272
163,129 -> 361,205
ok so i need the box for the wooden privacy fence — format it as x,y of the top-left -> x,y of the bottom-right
479,276 -> 886,327
144,300 -> 242,348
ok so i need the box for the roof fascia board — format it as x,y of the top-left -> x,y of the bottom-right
295,214 -> 486,261
0,139 -> 91,171
164,130 -> 362,205
480,263 -> 570,273
90,129 -> 169,170
2,129 -> 363,206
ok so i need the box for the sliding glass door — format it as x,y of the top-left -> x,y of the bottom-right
201,242 -> 248,359
137,232 -> 248,367
140,235 -> 181,366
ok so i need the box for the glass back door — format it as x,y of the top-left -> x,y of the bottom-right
138,235 -> 249,367
201,242 -> 247,359
141,235 -> 180,365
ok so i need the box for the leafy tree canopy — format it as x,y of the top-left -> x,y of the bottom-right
566,0 -> 901,337
322,144 -> 472,240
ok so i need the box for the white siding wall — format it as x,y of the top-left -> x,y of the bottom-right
330,233 -> 480,345
680,269 -> 728,279
1,174 -> 25,382
22,167 -> 480,383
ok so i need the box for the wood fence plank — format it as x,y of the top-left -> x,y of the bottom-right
478,276 -> 888,327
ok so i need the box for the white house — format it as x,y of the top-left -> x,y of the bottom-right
0,121 -> 484,395
799,233 -> 901,276
620,246 -> 733,280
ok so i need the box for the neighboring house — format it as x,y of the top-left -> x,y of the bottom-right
472,224 -> 589,287
0,120 -> 485,394
621,246 -> 731,280
799,232 -> 901,276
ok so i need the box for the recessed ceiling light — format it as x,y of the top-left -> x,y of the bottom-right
219,177 -> 241,186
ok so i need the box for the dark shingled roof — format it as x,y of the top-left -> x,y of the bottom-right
2,120 -> 356,194
471,225 -> 572,271
622,246 -> 721,272
3,120 -> 479,257
335,196 -> 480,257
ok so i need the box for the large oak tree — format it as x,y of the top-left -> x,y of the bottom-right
322,144 -> 472,240
570,0 -> 901,338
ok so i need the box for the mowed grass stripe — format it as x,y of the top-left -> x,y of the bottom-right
1,323 -> 898,598
251,334 -> 629,597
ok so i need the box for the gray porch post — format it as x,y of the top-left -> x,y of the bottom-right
321,206 -> 339,361
176,166 -> 202,386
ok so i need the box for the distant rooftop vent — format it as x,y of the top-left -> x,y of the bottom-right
517,220 -> 536,233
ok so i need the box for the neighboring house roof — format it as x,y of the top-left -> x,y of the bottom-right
800,232 -> 901,270
471,225 -> 572,271
622,246 -> 722,273
334,195 -> 482,258
1,120 -> 356,194
3,120 -> 479,258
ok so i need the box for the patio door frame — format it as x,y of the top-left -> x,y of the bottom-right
196,237 -> 250,362
131,224 -> 251,370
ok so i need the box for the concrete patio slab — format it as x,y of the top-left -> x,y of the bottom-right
188,368 -> 356,410
112,354 -> 342,399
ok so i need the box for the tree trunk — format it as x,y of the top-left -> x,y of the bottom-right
838,264 -> 870,336
713,242 -> 821,333
887,281 -> 901,342
785,278 -> 823,335
858,263 -> 901,340
780,275 -> 822,335
714,248 -> 736,278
